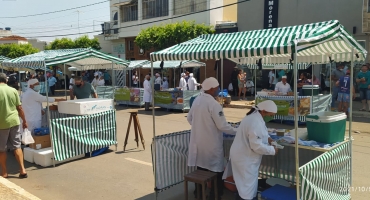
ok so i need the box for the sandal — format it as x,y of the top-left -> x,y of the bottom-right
19,173 -> 28,179
359,109 -> 366,111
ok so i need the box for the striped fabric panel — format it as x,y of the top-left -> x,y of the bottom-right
299,142 -> 351,200
152,130 -> 196,191
96,86 -> 115,99
247,63 -> 309,70
150,20 -> 366,63
50,110 -> 117,161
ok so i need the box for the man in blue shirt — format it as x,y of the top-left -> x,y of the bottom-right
336,70 -> 355,115
356,64 -> 370,111
48,75 -> 57,96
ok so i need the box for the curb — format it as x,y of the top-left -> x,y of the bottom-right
0,177 -> 40,200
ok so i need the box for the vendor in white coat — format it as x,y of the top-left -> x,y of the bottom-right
226,100 -> 278,200
274,76 -> 291,95
143,75 -> 152,111
179,73 -> 187,90
21,79 -> 65,132
187,77 -> 237,199
187,73 -> 200,91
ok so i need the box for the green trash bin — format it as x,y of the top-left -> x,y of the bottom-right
306,111 -> 347,144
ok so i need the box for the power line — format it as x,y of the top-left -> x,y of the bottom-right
26,0 -> 248,38
0,0 -> 111,19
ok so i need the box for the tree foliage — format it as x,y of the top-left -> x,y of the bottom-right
135,21 -> 215,51
45,35 -> 101,50
0,43 -> 39,59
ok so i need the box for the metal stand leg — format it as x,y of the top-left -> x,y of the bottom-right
115,144 -> 117,151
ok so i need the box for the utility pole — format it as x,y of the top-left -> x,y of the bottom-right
74,10 -> 82,36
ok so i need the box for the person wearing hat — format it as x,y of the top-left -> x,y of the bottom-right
162,77 -> 169,90
245,78 -> 255,96
143,75 -> 152,111
336,70 -> 355,115
154,73 -> 162,91
226,100 -> 278,200
91,72 -> 100,89
187,77 -> 237,199
187,73 -> 200,91
21,79 -> 65,132
178,73 -> 187,91
274,75 -> 291,95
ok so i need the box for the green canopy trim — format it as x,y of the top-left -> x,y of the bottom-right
141,60 -> 206,69
2,48 -> 130,70
246,63 -> 310,70
150,20 -> 367,64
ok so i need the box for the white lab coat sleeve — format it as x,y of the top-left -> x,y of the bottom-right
274,82 -> 280,91
248,130 -> 275,155
210,104 -> 236,135
187,106 -> 193,125
35,92 -> 55,103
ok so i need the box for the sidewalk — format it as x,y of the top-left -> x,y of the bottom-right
0,177 -> 40,200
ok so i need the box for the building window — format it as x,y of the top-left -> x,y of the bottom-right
174,0 -> 207,15
121,4 -> 138,22
358,40 -> 366,50
113,12 -> 118,25
128,40 -> 134,51
142,0 -> 169,19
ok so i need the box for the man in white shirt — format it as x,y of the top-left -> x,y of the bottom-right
69,74 -> 75,100
187,73 -> 200,91
245,78 -> 255,96
154,73 -> 162,90
162,77 -> 169,90
187,77 -> 236,199
268,69 -> 277,90
179,73 -> 187,90
21,79 -> 64,132
274,76 -> 292,94
143,75 -> 152,111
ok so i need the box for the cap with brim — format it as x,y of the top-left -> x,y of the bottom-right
282,76 -> 287,79
253,100 -> 277,113
28,79 -> 39,87
201,77 -> 219,90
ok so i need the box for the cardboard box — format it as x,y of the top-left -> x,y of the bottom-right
29,135 -> 51,150
57,98 -> 114,115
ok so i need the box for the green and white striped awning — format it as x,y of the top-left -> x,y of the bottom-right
127,60 -> 151,69
142,60 -> 206,69
2,48 -> 130,70
246,63 -> 310,69
0,55 -> 9,62
150,20 -> 367,64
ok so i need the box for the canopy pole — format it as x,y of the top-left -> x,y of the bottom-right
150,59 -> 157,200
139,68 -> 141,88
111,62 -> 115,87
64,64 -> 67,100
254,69 -> 257,98
349,48 -> 354,186
293,42 -> 300,200
18,67 -> 21,94
312,64 -> 313,98
173,68 -> 175,88
330,62 -> 332,95
43,62 -> 55,167
221,59 -> 224,107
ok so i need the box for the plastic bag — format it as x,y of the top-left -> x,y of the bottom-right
228,83 -> 233,91
21,128 -> 35,145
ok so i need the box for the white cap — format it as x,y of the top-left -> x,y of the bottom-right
163,77 -> 167,80
155,73 -> 160,76
28,79 -> 39,87
71,74 -> 75,76
282,76 -> 287,79
190,73 -> 194,77
181,73 -> 185,77
254,100 -> 277,113
201,77 -> 219,90
94,72 -> 99,76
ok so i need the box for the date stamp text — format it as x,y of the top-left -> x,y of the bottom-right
339,187 -> 370,192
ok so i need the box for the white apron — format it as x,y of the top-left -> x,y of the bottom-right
143,80 -> 152,102
228,112 -> 275,199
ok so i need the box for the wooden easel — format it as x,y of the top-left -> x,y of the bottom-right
123,110 -> 145,151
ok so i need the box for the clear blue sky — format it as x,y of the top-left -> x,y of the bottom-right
0,0 -> 111,42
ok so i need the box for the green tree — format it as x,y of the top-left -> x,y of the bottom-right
0,43 -> 39,59
45,35 -> 101,50
135,21 -> 215,51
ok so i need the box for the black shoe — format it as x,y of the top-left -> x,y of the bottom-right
19,173 -> 28,179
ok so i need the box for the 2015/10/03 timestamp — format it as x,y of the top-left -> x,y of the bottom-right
339,187 -> 370,192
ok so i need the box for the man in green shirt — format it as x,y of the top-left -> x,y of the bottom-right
356,64 -> 370,111
70,76 -> 98,100
0,73 -> 28,178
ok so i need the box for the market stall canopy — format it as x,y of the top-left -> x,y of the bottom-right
247,63 -> 310,70
2,48 -> 130,70
0,55 -> 9,62
1,55 -> 32,72
150,20 -> 367,64
141,60 -> 206,69
127,60 -> 151,69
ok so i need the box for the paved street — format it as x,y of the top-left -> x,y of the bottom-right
3,106 -> 370,200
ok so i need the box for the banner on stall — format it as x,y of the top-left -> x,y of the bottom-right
256,96 -> 311,116
154,91 -> 183,105
115,88 -> 141,102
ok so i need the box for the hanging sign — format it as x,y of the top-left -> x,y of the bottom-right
264,0 -> 279,29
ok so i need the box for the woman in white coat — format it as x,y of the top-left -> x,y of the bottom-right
228,100 -> 278,200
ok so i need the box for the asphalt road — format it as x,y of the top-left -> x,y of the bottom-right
4,106 -> 370,200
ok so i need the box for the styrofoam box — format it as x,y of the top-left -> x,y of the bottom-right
33,147 -> 85,167
24,147 -> 37,163
58,98 -> 114,115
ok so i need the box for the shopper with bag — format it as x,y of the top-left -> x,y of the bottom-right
0,73 -> 28,178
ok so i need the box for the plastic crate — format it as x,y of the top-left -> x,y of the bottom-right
306,111 -> 347,144
33,127 -> 50,136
